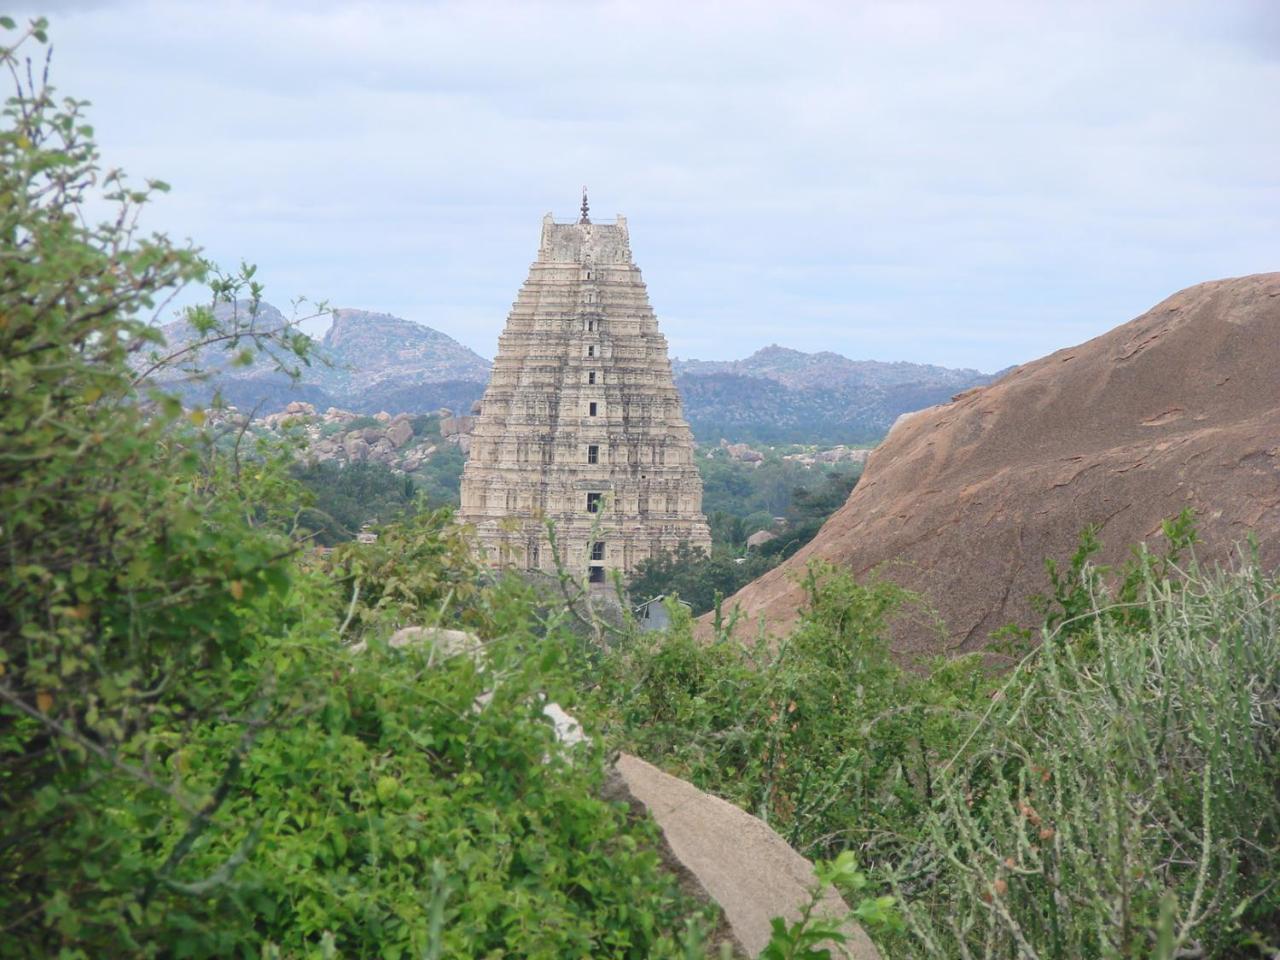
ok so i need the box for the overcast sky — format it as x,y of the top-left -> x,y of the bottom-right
10,1 -> 1279,369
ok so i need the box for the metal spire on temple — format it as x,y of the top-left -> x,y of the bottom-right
579,186 -> 590,224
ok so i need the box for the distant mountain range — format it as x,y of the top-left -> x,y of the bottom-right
150,304 -> 997,444
672,346 -> 998,444
150,303 -> 491,419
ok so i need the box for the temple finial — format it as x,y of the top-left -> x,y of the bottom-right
579,186 -> 590,224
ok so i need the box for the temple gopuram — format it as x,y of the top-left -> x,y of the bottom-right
458,192 -> 711,582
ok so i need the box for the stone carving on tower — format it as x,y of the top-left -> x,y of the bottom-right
459,195 -> 711,582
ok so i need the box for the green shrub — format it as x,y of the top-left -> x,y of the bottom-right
634,457 -> 860,608
409,413 -> 442,438
596,525 -> 1279,959
627,543 -> 772,615
894,555 -> 1280,958
0,24 -> 713,956
291,459 -> 420,544
578,564 -> 989,867
148,572 -> 712,959
414,442 -> 465,507
697,448 -> 861,552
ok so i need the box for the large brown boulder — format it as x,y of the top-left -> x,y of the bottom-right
707,273 -> 1280,656
342,436 -> 370,463
386,418 -> 414,448
605,753 -> 880,959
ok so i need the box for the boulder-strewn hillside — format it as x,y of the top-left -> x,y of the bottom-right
239,401 -> 475,472
707,273 -> 1280,655
672,346 -> 997,444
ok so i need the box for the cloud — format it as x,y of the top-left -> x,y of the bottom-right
7,0 -> 1278,369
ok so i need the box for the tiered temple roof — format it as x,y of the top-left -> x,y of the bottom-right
458,199 -> 711,581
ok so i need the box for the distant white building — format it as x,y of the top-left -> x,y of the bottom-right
634,595 -> 691,632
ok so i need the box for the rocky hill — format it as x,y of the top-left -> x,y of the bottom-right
672,347 -> 997,444
152,302 -> 492,417
319,308 -> 491,402
674,345 -> 990,391
152,303 -> 995,444
249,401 -> 475,470
705,273 -> 1280,656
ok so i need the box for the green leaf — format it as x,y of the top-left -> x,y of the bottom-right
376,775 -> 399,804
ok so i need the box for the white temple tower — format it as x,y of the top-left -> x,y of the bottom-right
459,193 -> 711,582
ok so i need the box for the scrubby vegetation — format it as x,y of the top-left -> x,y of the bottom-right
575,532 -> 1280,958
3,19 -> 1277,960
699,446 -> 862,552
290,461 -> 420,543
895,552 -> 1279,958
625,542 -> 771,614
0,25 -> 709,956
290,447 -> 464,546
629,453 -> 862,614
574,569 -> 986,876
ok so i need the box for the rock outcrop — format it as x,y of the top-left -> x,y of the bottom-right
605,753 -> 880,959
321,308 -> 491,392
208,405 -> 472,475
708,274 -> 1280,655
721,439 -> 765,463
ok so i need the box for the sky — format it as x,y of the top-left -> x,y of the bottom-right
8,0 -> 1279,370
